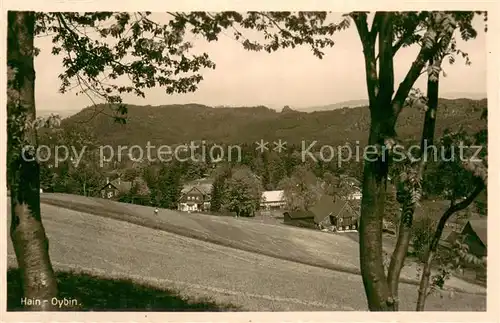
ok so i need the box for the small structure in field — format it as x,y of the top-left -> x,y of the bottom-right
178,178 -> 213,212
445,218 -> 487,258
283,195 -> 360,231
260,190 -> 286,210
100,176 -> 132,199
442,217 -> 487,284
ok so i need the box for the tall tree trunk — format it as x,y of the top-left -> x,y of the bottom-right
352,11 -> 445,310
416,180 -> 484,311
387,199 -> 414,310
386,57 -> 441,307
7,11 -> 59,310
359,119 -> 396,311
358,13 -> 398,310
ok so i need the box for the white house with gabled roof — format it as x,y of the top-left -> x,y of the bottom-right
177,178 -> 213,212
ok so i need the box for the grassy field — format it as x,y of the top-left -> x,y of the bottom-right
6,194 -> 487,311
39,193 -> 486,294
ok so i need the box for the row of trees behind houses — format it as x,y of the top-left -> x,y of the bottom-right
37,119 -> 485,221
37,122 -> 364,213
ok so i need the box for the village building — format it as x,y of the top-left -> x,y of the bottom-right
347,189 -> 362,200
442,217 -> 487,284
443,218 -> 487,258
99,177 -> 132,199
460,219 -> 487,258
340,175 -> 363,200
178,178 -> 213,212
260,190 -> 286,210
283,195 -> 360,231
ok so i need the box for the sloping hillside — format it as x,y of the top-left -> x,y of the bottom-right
62,99 -> 487,147
6,195 -> 486,311
47,194 -> 486,290
10,194 -> 485,297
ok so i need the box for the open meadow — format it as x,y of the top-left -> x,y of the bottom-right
6,193 -> 486,311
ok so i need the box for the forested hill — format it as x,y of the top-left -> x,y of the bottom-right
62,98 -> 487,147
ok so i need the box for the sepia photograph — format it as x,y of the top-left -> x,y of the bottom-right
3,5 -> 494,318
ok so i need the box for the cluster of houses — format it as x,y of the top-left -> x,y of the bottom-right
98,176 -> 293,213
97,175 -> 487,270
176,181 -> 290,213
175,175 -> 364,232
98,174 -> 365,232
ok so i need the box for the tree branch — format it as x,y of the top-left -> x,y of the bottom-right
256,12 -> 288,34
391,25 -> 452,118
386,197 -> 413,310
376,13 -> 394,112
351,12 -> 379,106
370,12 -> 384,42
416,178 -> 485,311
387,55 -> 441,306
391,36 -> 408,56
391,24 -> 421,56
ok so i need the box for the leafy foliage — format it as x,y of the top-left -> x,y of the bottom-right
39,98 -> 487,207
118,176 -> 152,206
279,165 -> 323,211
423,124 -> 487,202
412,215 -> 436,261
37,124 -> 101,194
415,232 -> 486,300
224,166 -> 263,217
210,165 -> 231,212
414,119 -> 487,309
322,172 -> 358,201
150,163 -> 182,209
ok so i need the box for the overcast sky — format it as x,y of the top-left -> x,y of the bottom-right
34,13 -> 487,113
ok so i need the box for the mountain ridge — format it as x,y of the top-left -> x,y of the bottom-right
60,98 -> 487,147
37,92 -> 486,118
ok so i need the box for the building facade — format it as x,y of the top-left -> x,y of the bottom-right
100,177 -> 132,200
261,190 -> 286,210
100,181 -> 119,199
178,179 -> 213,212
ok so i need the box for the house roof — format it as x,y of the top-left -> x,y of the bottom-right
476,190 -> 487,204
444,218 -> 487,248
111,178 -> 133,193
101,182 -> 118,190
284,210 -> 315,220
452,212 -> 485,226
286,195 -> 359,224
181,179 -> 213,195
308,196 -> 339,223
339,175 -> 362,188
313,197 -> 360,223
262,190 -> 285,203
100,176 -> 133,192
182,186 -> 209,196
466,219 -> 487,247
